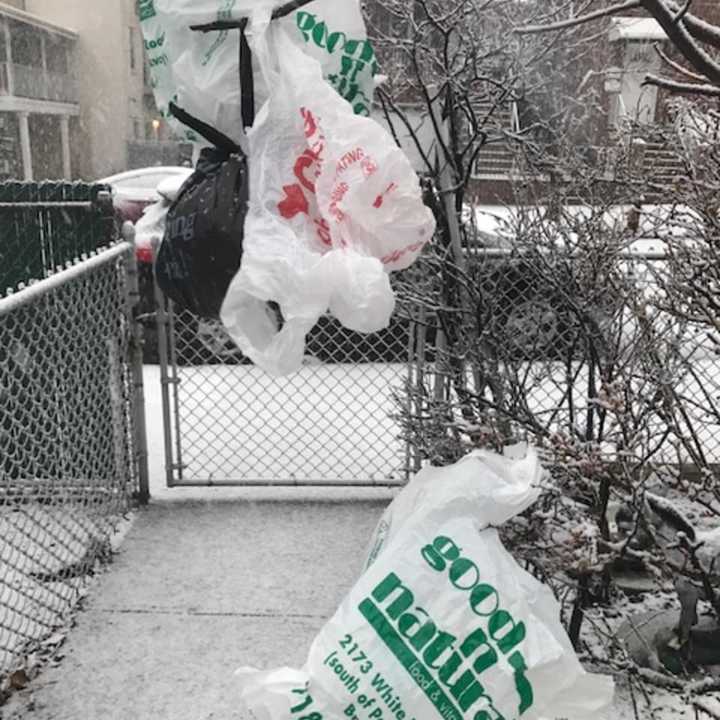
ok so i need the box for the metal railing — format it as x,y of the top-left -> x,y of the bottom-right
0,182 -> 115,298
157,302 -> 413,487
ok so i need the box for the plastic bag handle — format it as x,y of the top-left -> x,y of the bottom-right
168,102 -> 241,155
189,0 -> 316,32
238,18 -> 255,131
188,0 -> 317,131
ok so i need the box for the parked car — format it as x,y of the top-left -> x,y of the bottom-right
463,205 -> 672,360
100,166 -> 192,223
100,166 -> 193,261
101,167 -> 188,362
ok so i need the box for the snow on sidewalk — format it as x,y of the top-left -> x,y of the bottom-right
1,497 -> 389,720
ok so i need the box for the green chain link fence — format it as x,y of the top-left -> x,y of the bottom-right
0,182 -> 115,299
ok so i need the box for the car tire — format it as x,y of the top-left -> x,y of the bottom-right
480,263 -> 575,360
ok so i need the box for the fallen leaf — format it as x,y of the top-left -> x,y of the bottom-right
8,669 -> 29,690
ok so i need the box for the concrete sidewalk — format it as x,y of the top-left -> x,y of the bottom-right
4,494 -> 389,720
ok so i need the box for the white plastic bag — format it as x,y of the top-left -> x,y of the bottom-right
236,448 -> 615,720
364,444 -> 544,571
139,0 -> 378,147
220,10 -> 435,376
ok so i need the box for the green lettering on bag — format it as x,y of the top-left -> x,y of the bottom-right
137,0 -> 156,22
144,31 -> 165,52
200,0 -> 237,65
294,11 -> 377,116
359,597 -> 465,720
218,0 -> 237,21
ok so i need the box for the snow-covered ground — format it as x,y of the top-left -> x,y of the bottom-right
142,350 -> 720,494
501,357 -> 720,464
142,363 -> 410,491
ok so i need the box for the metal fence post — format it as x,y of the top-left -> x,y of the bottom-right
123,222 -> 150,503
152,238 -> 178,488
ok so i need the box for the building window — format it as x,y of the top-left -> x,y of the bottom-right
133,117 -> 142,139
129,27 -> 136,71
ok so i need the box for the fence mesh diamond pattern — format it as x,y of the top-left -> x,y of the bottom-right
402,247 -> 720,480
0,223 -> 139,685
163,309 -> 412,486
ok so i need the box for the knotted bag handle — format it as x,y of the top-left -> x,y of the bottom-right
189,0 -> 317,131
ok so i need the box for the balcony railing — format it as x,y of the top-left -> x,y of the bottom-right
0,62 -> 79,104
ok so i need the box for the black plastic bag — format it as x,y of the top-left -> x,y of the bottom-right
155,147 -> 248,318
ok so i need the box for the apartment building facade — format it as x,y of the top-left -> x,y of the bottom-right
0,0 -> 148,181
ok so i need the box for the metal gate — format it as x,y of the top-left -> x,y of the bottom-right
155,293 -> 414,487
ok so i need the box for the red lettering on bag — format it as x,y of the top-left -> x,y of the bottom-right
329,181 -> 349,221
278,183 -> 309,219
301,107 -> 318,139
373,182 -> 398,209
294,153 -> 318,194
361,156 -> 378,177
315,217 -> 332,246
336,148 -> 365,174
277,107 -> 337,249
381,239 -> 427,265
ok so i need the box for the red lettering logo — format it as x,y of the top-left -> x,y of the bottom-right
373,182 -> 398,209
278,183 -> 309,220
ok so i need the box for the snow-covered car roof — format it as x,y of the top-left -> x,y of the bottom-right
99,166 -> 193,203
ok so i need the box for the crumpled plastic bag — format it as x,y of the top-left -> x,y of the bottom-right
140,0 -> 378,147
236,447 -> 615,720
220,9 -> 435,376
363,444 -> 544,571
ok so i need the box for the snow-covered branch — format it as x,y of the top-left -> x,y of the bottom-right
642,0 -> 720,85
514,0 -> 641,35
643,73 -> 720,96
515,0 -> 720,90
653,42 -> 706,82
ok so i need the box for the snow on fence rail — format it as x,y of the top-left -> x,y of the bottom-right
0,181 -> 115,301
0,241 -> 147,686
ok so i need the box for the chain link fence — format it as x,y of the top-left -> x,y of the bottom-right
0,184 -> 146,695
159,304 -> 412,486
401,244 -> 720,481
0,182 -> 116,296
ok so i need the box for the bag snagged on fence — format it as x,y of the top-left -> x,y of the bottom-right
220,9 -> 435,376
235,447 -> 615,720
139,0 -> 378,148
155,146 -> 248,318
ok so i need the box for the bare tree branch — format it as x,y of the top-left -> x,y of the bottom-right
653,41 -> 706,81
666,0 -> 720,49
641,0 -> 720,85
514,0 -> 641,35
672,0 -> 693,24
643,73 -> 720,95
514,0 -> 720,88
